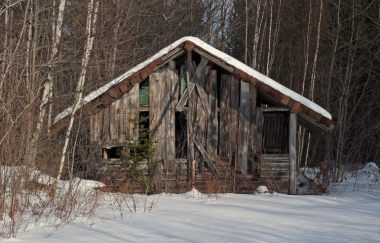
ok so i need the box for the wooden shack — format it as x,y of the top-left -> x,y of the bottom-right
51,37 -> 335,194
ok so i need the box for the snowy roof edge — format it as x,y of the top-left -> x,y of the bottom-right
53,36 -> 332,124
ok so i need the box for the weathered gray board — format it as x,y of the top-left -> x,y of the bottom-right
249,84 -> 257,173
149,61 -> 180,190
90,83 -> 139,148
229,75 -> 240,170
189,58 -> 209,172
219,75 -> 231,159
289,113 -> 297,195
207,70 -> 218,156
237,80 -> 251,174
261,154 -> 290,180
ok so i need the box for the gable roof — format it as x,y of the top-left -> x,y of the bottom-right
51,36 -> 335,133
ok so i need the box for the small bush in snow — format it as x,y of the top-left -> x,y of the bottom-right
313,162 -> 330,194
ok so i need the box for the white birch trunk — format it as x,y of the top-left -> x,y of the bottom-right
55,0 -> 99,185
244,0 -> 249,65
47,0 -> 57,132
304,0 -> 323,168
29,0 -> 66,163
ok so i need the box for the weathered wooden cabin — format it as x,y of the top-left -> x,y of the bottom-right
51,37 -> 334,194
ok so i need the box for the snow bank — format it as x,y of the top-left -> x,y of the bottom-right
256,185 -> 269,194
54,36 -> 332,124
362,162 -> 378,171
183,188 -> 203,198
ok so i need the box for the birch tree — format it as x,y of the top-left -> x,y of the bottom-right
55,0 -> 99,186
29,0 -> 66,164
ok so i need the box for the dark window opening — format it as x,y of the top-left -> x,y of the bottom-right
262,112 -> 289,154
175,111 -> 187,158
103,147 -> 123,159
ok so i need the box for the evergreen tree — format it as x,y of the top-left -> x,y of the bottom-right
119,115 -> 158,195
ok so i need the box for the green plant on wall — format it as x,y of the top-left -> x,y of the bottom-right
119,115 -> 158,198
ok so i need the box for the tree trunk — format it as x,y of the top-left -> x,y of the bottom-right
55,0 -> 99,186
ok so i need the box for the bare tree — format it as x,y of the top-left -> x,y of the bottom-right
56,0 -> 99,186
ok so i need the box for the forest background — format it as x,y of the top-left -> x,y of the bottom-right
1,0 -> 379,182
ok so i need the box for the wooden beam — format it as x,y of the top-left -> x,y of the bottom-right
256,107 -> 263,158
237,80 -> 250,174
263,107 -> 290,112
230,75 -> 240,171
219,75 -> 231,159
195,83 -> 211,117
175,83 -> 195,111
184,41 -> 196,51
167,60 -> 178,172
186,52 -> 194,183
193,47 -> 233,72
175,57 -> 209,112
193,134 -> 219,176
100,95 -> 112,105
108,86 -> 122,98
118,80 -> 131,93
249,84 -> 257,172
289,113 -> 297,195
290,101 -> 302,113
281,95 -> 291,106
157,49 -> 185,70
207,70 -> 218,155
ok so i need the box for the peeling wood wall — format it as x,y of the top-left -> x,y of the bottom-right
89,51 -> 297,193
90,84 -> 139,148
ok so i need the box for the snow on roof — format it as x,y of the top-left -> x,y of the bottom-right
54,36 -> 332,124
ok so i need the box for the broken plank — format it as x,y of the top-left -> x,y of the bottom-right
193,134 -> 219,176
193,47 -> 233,72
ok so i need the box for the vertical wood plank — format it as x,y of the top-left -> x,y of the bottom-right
94,112 -> 102,142
168,61 -> 178,172
289,113 -> 297,195
122,91 -> 131,143
110,100 -> 119,142
219,75 -> 231,159
119,95 -> 126,143
90,116 -> 94,142
102,108 -> 110,146
207,70 -> 218,156
256,107 -> 263,175
229,75 -> 240,172
149,67 -> 164,193
249,84 -> 257,173
186,52 -> 194,183
238,81 -> 250,174
129,84 -> 139,140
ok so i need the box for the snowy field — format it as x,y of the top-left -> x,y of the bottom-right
2,163 -> 380,243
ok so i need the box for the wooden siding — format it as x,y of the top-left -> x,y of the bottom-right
89,50 -> 297,194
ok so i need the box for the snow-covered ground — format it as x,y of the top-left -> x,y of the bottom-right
2,163 -> 380,243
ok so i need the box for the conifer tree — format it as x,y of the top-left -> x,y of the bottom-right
119,115 -> 158,196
